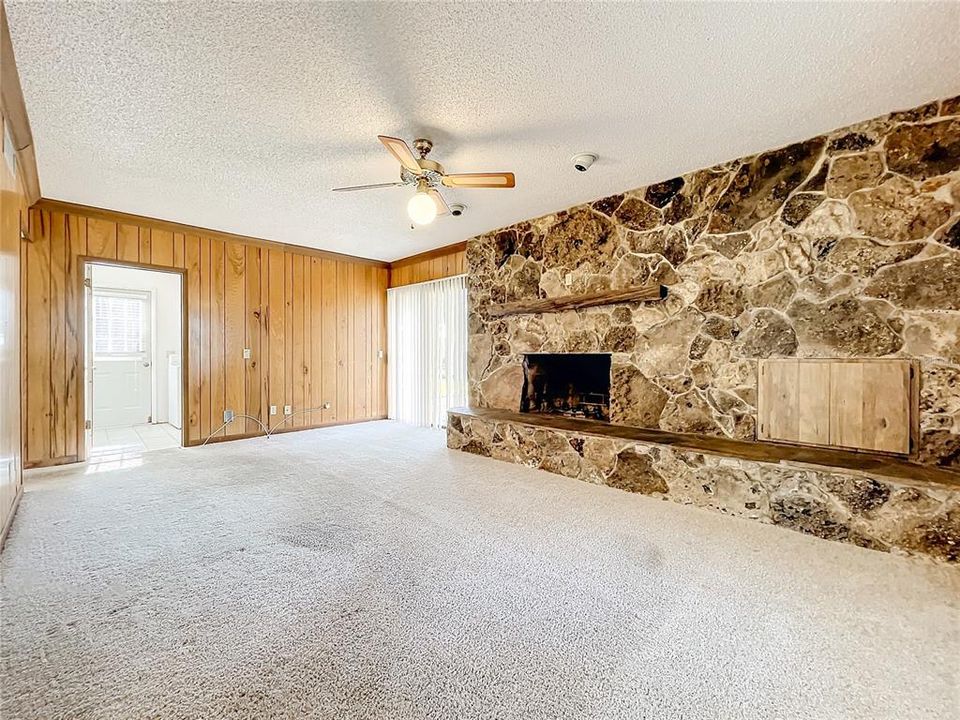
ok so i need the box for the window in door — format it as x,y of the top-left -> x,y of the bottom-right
93,290 -> 149,358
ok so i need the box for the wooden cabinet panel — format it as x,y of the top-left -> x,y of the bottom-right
828,362 -> 864,450
757,359 -> 798,441
797,361 -> 831,446
831,361 -> 911,454
759,358 -> 915,456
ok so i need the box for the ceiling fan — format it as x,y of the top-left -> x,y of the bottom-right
333,136 -> 516,225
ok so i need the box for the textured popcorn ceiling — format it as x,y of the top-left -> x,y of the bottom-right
6,2 -> 960,261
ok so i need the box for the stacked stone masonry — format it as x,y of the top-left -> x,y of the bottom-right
447,411 -> 959,562
466,96 -> 960,468
457,96 -> 960,561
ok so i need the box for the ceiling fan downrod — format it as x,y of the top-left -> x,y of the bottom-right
413,138 -> 433,159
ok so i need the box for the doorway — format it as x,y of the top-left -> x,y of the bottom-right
85,262 -> 184,457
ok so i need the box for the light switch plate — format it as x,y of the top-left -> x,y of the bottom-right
269,405 -> 277,416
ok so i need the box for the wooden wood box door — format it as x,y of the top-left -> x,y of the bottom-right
828,360 -> 914,454
758,359 -> 916,455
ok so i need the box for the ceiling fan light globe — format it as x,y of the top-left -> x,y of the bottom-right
407,191 -> 437,225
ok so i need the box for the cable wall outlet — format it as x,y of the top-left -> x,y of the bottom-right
223,409 -> 234,423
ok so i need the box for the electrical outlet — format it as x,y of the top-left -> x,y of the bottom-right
223,409 -> 234,423
243,348 -> 252,359
378,349 -> 384,359
564,272 -> 573,286
270,405 -> 277,416
284,405 -> 292,415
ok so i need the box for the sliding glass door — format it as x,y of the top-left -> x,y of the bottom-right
387,276 -> 467,427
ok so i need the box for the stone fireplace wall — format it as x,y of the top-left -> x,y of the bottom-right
447,410 -> 959,562
467,96 -> 960,467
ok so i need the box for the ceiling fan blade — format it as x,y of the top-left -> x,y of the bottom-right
442,172 -> 515,189
331,182 -> 406,192
378,135 -> 423,174
428,189 -> 450,215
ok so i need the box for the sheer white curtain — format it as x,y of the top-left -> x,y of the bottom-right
387,275 -> 468,427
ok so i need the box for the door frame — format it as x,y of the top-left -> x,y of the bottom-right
78,257 -> 188,460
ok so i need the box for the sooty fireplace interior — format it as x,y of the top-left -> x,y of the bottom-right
520,353 -> 611,421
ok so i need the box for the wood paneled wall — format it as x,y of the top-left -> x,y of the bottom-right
389,242 -> 466,288
23,201 -> 388,468
1,0 -> 29,545
1,111 -> 25,539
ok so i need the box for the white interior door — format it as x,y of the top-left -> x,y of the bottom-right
91,288 -> 152,429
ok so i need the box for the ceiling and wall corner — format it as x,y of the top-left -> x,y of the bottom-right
0,0 -> 38,204
5,1 -> 960,262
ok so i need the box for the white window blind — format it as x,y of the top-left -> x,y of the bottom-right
387,275 -> 468,427
93,291 -> 148,356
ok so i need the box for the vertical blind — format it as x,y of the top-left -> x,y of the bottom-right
387,275 -> 468,427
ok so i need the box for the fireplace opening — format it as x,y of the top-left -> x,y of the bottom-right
520,353 -> 611,421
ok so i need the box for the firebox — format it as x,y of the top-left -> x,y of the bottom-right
520,353 -> 611,421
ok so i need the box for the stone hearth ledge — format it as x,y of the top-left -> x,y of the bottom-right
447,407 -> 960,562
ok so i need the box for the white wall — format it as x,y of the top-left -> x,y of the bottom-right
91,264 -> 182,424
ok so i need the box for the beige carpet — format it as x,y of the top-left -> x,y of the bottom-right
1,421 -> 958,719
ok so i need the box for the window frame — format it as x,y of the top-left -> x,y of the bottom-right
91,287 -> 152,360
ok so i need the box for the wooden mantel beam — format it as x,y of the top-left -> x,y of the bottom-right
487,283 -> 668,318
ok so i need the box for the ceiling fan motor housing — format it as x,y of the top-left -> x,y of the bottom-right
401,158 -> 445,186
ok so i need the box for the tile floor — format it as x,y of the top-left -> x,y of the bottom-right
91,423 -> 181,455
